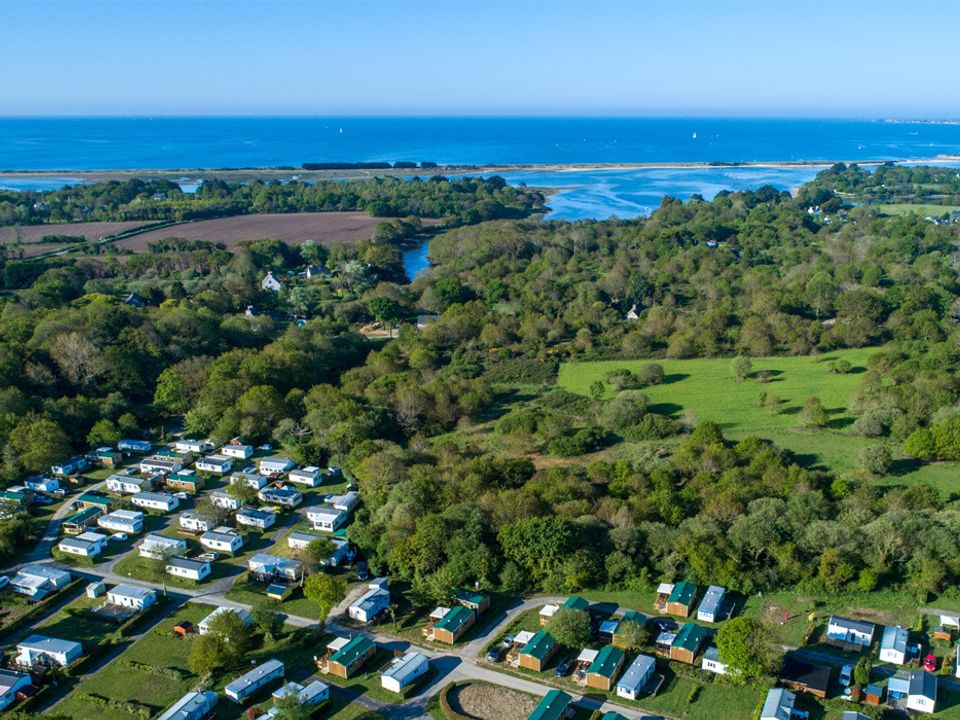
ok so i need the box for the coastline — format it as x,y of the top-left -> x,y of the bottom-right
2,155 -> 959,184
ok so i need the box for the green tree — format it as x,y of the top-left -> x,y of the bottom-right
206,609 -> 253,665
300,538 -> 337,567
86,418 -> 120,447
716,617 -> 780,683
228,477 -> 259,505
251,600 -> 284,641
188,632 -> 224,676
615,620 -> 650,651
730,355 -> 752,381
271,693 -> 313,720
854,657 -> 872,687
546,607 -> 591,648
858,446 -> 892,477
303,573 -> 347,620
498,517 -> 578,583
589,380 -> 605,401
799,396 -> 829,428
368,296 -> 405,328
9,415 -> 71,473
904,427 -> 936,460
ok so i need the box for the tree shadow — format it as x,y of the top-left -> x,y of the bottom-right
648,402 -> 683,417
661,373 -> 690,385
888,457 -> 923,476
826,416 -> 855,430
780,405 -> 802,416
785,452 -> 824,470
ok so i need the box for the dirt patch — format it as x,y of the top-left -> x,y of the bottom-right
114,212 -> 413,251
848,607 -> 900,625
1,242 -> 72,258
0,221 -> 150,245
448,682 -> 538,720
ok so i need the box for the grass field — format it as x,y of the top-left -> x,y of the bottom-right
876,203 -> 960,218
558,349 -> 960,492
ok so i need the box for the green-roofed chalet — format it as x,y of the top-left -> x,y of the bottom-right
432,604 -> 475,643
562,595 -> 589,612
670,622 -> 708,664
521,630 -> 556,660
528,689 -> 572,720
588,645 -> 624,678
453,587 -> 490,613
329,636 -> 374,667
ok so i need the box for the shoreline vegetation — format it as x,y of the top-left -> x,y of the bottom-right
2,154 -> 959,183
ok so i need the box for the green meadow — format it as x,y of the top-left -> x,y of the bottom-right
558,349 -> 960,494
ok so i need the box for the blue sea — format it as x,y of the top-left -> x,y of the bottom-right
2,117 -> 959,220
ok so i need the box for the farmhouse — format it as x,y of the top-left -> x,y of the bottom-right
196,454 -> 233,474
670,623 -> 708,665
258,486 -> 303,507
97,509 -> 144,534
51,456 -> 87,476
11,565 -> 71,601
288,466 -> 322,487
131,491 -> 180,512
696,585 -> 726,622
139,534 -> 187,559
701,645 -> 728,675
165,470 -> 203,493
106,474 -> 151,495
519,630 -> 556,671
325,636 -> 375,678
305,505 -> 347,532
760,687 -> 795,720
174,439 -> 213,454
908,670 -> 937,714
221,443 -> 253,459
58,531 -> 108,558
431,604 -> 475,644
381,651 -> 429,693
156,691 -> 218,720
231,471 -> 268,490
236,507 -> 276,530
225,658 -> 284,703
210,489 -> 243,510
16,635 -> 82,668
259,456 -> 295,475
616,653 -> 655,700
528,689 -> 573,720
201,528 -> 244,554
199,606 -> 253,635
586,645 -> 625,691
0,669 -> 32,711
826,615 -> 875,650
349,579 -> 391,623
106,584 -> 158,611
880,625 -> 909,665
248,553 -> 303,582
179,512 -> 217,533
62,506 -> 103,534
139,456 -> 183,475
778,657 -> 831,699
118,438 -> 152,453
166,557 -> 212,582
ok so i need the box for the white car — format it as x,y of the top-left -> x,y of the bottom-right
110,532 -> 129,542
174,492 -> 189,500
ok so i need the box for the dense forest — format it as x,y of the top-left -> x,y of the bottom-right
3,167 -> 960,604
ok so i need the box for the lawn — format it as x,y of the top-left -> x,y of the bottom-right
0,580 -> 82,635
558,349 -> 960,490
224,572 -> 323,619
876,203 -> 960,218
31,594 -> 121,648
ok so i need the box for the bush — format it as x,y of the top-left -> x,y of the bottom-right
636,363 -> 665,386
548,427 -> 606,457
858,445 -> 892,476
730,355 -> 752,381
620,413 -> 679,441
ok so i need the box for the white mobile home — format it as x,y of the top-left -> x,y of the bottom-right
760,688 -> 795,720
381,651 -> 429,693
881,625 -> 909,665
105,474 -> 151,495
696,585 -> 726,623
58,531 -> 108,558
139,533 -> 187,559
139,456 -> 183,475
118,438 -> 152,453
271,679 -> 329,708
196,454 -> 233,474
174,439 -> 213,454
210,489 -> 243,511
200,528 -> 244,554
330,491 -> 360,513
247,553 -> 302,582
224,658 -> 285,703
259,456 -> 295,475
16,635 -> 82,668
349,581 -> 391,623
51,456 -> 87,476
305,505 -> 347,532
230,471 -> 268,491
908,670 -> 937,714
11,565 -> 71,601
220,444 -> 254,459
616,653 -> 655,700
106,584 -> 158,610
131,491 -> 180,513
166,557 -> 212,582
235,507 -> 276,530
826,615 -> 875,649
258,486 -> 302,507
156,691 -> 218,720
288,466 -> 322,487
98,509 -> 144,534
179,512 -> 217,533
701,646 -> 728,675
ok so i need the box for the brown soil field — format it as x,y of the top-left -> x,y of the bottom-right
448,682 -> 538,720
0,221 -> 150,245
115,212 -> 395,251
1,242 -> 72,258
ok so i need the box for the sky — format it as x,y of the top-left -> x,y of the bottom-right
2,0 -> 960,117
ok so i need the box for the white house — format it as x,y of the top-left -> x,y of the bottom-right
261,272 -> 282,293
221,444 -> 253,459
156,691 -> 218,720
701,646 -> 728,675
196,454 -> 233,474
696,585 -> 726,623
236,507 -> 276,530
106,474 -> 151,495
880,625 -> 909,665
349,580 -> 391,623
258,486 -> 302,508
16,635 -> 82,668
139,456 -> 183,475
11,565 -> 71,601
760,687 -> 795,720
210,489 -> 243,511
305,505 -> 347,532
381,651 -> 429,693
179,512 -> 217,533
198,606 -> 253,635
139,533 -> 187,559
174,439 -> 213,454
908,670 -> 937,714
288,466 -> 322,487
131,491 -> 180,513
118,438 -> 152,453
106,584 -> 158,611
259,456 -> 295,475
50,456 -> 87,476
270,680 -> 329,711
58,531 -> 108,558
826,615 -> 875,649
98,509 -> 144,534
616,653 -> 656,700
0,668 -> 32,711
231,471 -> 268,491
330,491 -> 360,513
200,528 -> 244,554
166,557 -> 212,582
225,658 -> 284,703
248,553 -> 303,582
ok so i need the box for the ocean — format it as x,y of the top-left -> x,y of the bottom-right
2,117 -> 959,220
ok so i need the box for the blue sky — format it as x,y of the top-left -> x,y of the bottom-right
3,0 -> 959,117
